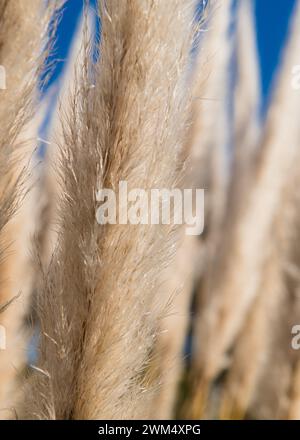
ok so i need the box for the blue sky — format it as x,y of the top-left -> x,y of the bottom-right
47,0 -> 297,108
255,0 -> 297,108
